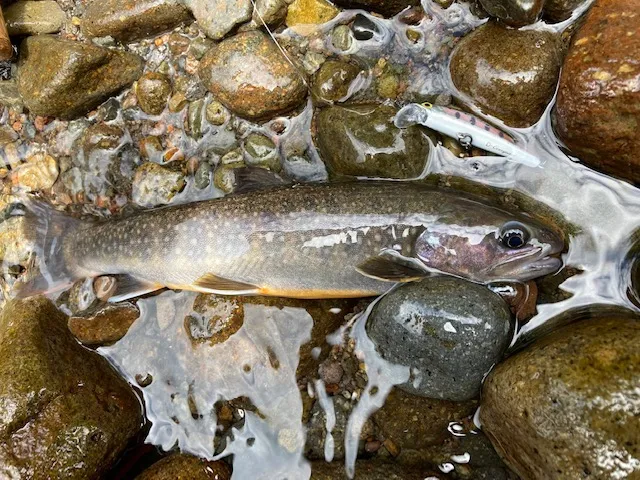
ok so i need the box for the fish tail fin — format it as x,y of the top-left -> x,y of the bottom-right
10,196 -> 86,299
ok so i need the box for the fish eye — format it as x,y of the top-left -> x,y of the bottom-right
499,222 -> 530,249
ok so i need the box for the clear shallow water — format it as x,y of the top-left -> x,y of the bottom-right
5,0 -> 640,478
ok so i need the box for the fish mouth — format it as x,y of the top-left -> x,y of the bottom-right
487,243 -> 564,282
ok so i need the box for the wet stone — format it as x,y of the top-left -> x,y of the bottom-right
5,1 -> 66,36
82,0 -> 193,42
553,0 -> 640,184
352,14 -> 378,41
332,0 -> 419,17
367,277 -> 512,401
286,0 -> 340,29
136,454 -> 231,480
194,161 -> 213,189
331,25 -> 354,51
0,297 -> 142,479
311,60 -> 361,104
478,0 -> 544,26
315,103 -> 433,179
372,388 -> 478,451
10,153 -> 58,192
252,0 -> 288,26
450,22 -> 562,128
17,35 -> 143,119
481,315 -> 640,479
310,460 -> 431,479
244,133 -> 281,171
199,31 -> 307,120
184,0 -> 252,40
132,162 -> 186,207
0,80 -> 23,108
543,0 -> 588,22
136,72 -> 172,116
68,302 -> 140,346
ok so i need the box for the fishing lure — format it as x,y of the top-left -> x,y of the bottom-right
394,103 -> 541,168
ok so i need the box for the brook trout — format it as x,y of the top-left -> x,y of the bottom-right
16,182 -> 563,301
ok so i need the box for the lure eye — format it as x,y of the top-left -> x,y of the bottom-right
499,222 -> 529,249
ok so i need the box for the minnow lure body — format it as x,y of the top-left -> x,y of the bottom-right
394,103 -> 541,168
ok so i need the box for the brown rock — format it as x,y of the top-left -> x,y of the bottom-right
82,0 -> 193,42
0,297 -> 142,479
450,22 -> 562,127
198,31 -> 307,120
17,35 -> 143,119
136,454 -> 231,480
68,302 -> 140,346
136,72 -> 172,116
309,460 -> 433,479
543,0 -> 588,22
330,0 -> 419,17
373,388 -> 478,451
482,315 -> 640,479
553,0 -> 640,184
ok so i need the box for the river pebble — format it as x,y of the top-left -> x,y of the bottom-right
311,60 -> 361,104
553,0 -> 640,184
17,35 -> 143,119
450,22 -> 562,128
68,302 -> 140,346
331,0 -> 419,17
367,277 -> 512,401
132,162 -> 186,207
286,0 -> 340,29
478,0 -> 544,26
482,314 -> 640,479
0,297 -> 141,478
184,0 -> 253,40
136,72 -> 172,116
199,31 -> 307,120
136,454 -> 231,479
315,103 -> 434,179
5,1 -> 66,36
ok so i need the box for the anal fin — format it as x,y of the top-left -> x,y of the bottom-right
108,274 -> 163,303
356,255 -> 428,282
193,273 -> 260,295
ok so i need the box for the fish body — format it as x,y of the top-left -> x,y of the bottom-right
17,182 -> 563,300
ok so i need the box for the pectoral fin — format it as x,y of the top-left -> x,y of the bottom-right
193,273 -> 260,295
108,275 -> 164,303
356,256 -> 428,282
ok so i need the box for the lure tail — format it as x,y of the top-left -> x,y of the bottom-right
10,196 -> 86,299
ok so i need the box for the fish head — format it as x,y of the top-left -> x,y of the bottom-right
414,210 -> 564,283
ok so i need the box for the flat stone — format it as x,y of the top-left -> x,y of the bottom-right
482,314 -> 640,479
367,277 -> 512,401
184,0 -> 252,40
68,302 -> 140,346
553,0 -> 640,183
5,1 -> 66,36
450,22 -> 562,128
198,31 -> 307,120
0,297 -> 142,479
17,35 -> 143,119
286,0 -> 340,31
82,0 -> 193,42
478,0 -> 544,26
315,103 -> 433,179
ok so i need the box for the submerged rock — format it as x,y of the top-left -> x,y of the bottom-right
0,297 -> 141,479
372,388 -> 478,451
82,0 -> 193,42
367,277 -> 512,401
315,103 -> 433,179
17,35 -> 143,119
10,153 -> 58,192
136,454 -> 231,479
199,31 -> 307,120
482,315 -> 640,480
311,60 -> 361,104
543,0 -> 588,21
132,162 -> 186,207
286,0 -> 340,29
136,72 -> 172,116
5,1 -> 66,36
310,460 -> 431,479
478,0 -> 544,26
450,22 -> 562,128
68,302 -> 140,346
184,0 -> 252,40
252,0 -> 288,26
553,0 -> 640,184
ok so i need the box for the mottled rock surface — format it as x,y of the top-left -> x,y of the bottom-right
330,0 -> 419,17
372,388 -> 478,451
367,277 -> 512,401
136,454 -> 231,480
478,0 -> 544,26
17,35 -> 143,119
286,0 -> 340,29
553,0 -> 640,184
5,1 -> 66,36
184,0 -> 252,40
311,60 -> 361,104
310,460 -> 432,479
68,302 -> 140,346
0,297 -> 142,479
82,0 -> 193,42
482,316 -> 640,480
450,22 -> 562,127
132,162 -> 186,207
315,103 -> 433,179
199,31 -> 307,120
136,72 -> 172,116
543,0 -> 588,21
